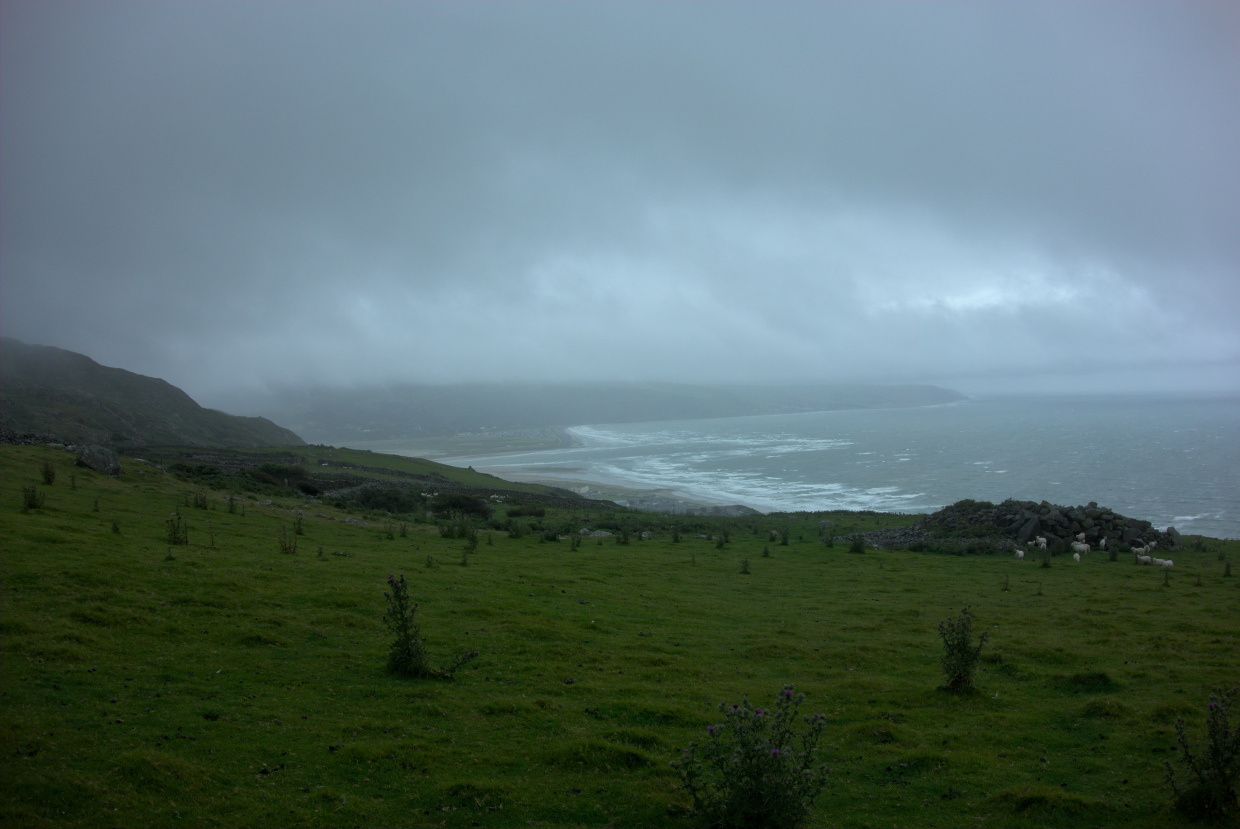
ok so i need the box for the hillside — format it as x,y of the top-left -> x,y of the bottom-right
0,338 -> 304,448
229,382 -> 968,443
2,441 -> 1236,828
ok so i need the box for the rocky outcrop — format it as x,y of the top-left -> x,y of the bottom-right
850,498 -> 1183,551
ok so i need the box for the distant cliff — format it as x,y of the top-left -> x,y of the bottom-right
0,338 -> 304,448
246,381 -> 967,444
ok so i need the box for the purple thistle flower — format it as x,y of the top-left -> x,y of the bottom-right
755,708 -> 764,715
771,749 -> 780,756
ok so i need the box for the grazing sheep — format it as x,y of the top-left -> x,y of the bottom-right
1138,555 -> 1152,565
1162,559 -> 1174,568
1149,541 -> 1158,550
1035,536 -> 1047,550
1133,544 -> 1151,556
1076,532 -> 1086,542
1015,550 -> 1025,561
1152,557 -> 1166,567
1071,541 -> 1090,555
1099,538 -> 1107,551
1073,552 -> 1081,562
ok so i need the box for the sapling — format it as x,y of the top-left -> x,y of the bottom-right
40,461 -> 56,485
672,685 -> 828,829
1165,686 -> 1240,820
383,574 -> 477,679
762,545 -> 770,558
937,605 -> 988,693
740,558 -> 750,574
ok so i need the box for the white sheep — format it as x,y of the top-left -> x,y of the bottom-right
1073,552 -> 1081,562
1152,557 -> 1166,567
1071,541 -> 1090,555
1149,541 -> 1158,550
1015,550 -> 1025,560
1076,532 -> 1086,542
1137,555 -> 1152,565
1099,538 -> 1107,551
1162,559 -> 1174,569
1035,536 -> 1047,550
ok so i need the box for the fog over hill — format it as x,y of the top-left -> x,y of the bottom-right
0,338 -> 304,448
2,4 -> 1237,400
221,383 -> 967,445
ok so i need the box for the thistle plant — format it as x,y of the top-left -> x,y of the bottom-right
937,605 -> 988,692
165,513 -> 188,546
1165,686 -> 1240,820
383,574 -> 476,679
672,685 -> 828,829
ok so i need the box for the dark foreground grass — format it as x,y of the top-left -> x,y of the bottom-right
2,444 -> 1238,828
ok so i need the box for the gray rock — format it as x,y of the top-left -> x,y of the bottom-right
1122,527 -> 1142,544
75,444 -> 120,477
1017,517 -> 1040,542
1166,526 -> 1183,549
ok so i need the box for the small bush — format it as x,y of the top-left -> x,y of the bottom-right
937,605 -> 988,693
848,535 -> 867,554
277,523 -> 297,554
672,685 -> 828,829
165,513 -> 188,546
40,461 -> 56,485
1165,686 -> 1240,821
740,558 -> 750,575
21,485 -> 45,512
383,574 -> 476,679
762,545 -> 770,558
192,491 -> 209,510
293,514 -> 304,536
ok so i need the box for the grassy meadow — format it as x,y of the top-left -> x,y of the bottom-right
2,444 -> 1238,828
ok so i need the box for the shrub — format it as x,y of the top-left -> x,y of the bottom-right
672,685 -> 828,829
165,513 -> 188,546
848,535 -> 867,554
40,461 -> 56,485
1165,686 -> 1240,821
383,574 -> 477,679
937,605 -> 988,692
277,523 -> 297,554
20,485 -> 45,512
740,558 -> 750,575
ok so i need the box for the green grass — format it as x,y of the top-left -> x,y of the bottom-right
3,444 -> 1238,827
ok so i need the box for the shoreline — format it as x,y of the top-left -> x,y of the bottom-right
471,464 -> 761,516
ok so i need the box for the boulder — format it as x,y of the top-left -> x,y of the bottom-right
75,444 -> 120,477
1166,526 -> 1183,550
1017,516 -> 1040,542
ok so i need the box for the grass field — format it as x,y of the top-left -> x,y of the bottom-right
2,444 -> 1238,828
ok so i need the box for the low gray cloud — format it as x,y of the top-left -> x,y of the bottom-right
3,2 -> 1237,404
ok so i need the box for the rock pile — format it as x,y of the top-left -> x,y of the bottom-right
852,498 -> 1182,552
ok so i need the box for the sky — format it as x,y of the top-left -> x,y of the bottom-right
3,2 -> 1239,407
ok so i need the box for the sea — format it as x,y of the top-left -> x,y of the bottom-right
441,395 -> 1240,539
